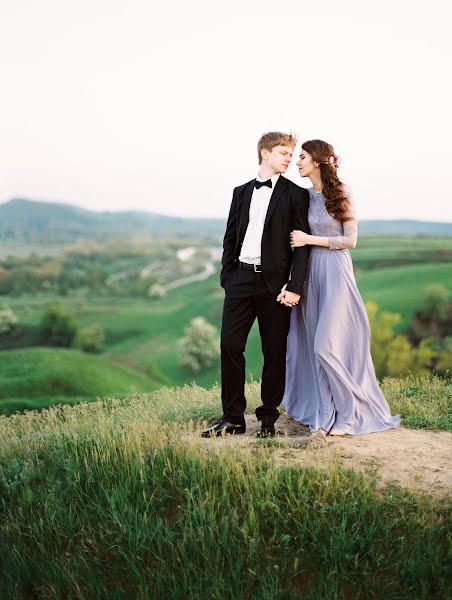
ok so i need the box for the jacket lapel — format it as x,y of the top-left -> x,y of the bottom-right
264,175 -> 288,229
238,180 -> 255,239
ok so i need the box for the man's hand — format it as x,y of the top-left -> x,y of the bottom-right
277,287 -> 301,307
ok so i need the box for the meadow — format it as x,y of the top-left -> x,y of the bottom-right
0,347 -> 158,415
0,376 -> 450,599
0,236 -> 451,414
1,236 -> 451,598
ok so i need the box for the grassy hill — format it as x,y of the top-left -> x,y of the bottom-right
0,198 -> 225,242
0,347 -> 158,414
356,262 -> 452,327
4,253 -> 452,393
0,376 -> 450,599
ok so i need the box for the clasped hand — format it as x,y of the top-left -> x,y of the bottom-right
290,230 -> 309,248
277,284 -> 300,307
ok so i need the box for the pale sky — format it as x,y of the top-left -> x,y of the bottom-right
0,0 -> 451,220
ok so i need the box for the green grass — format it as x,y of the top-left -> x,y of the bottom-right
3,252 -> 452,390
0,376 -> 450,599
351,236 -> 452,269
356,262 -> 452,329
0,348 -> 158,415
383,375 -> 452,430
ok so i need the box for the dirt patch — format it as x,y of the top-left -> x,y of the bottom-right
192,414 -> 452,498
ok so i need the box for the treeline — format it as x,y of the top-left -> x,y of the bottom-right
1,302 -> 105,353
0,239 -> 214,297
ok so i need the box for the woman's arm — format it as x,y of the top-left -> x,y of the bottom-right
291,187 -> 357,250
327,216 -> 357,249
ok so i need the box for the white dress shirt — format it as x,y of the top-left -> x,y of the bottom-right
239,173 -> 280,265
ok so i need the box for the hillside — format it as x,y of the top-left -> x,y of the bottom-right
0,198 -> 225,242
4,255 -> 452,395
0,376 -> 450,599
1,197 -> 451,243
0,347 -> 158,414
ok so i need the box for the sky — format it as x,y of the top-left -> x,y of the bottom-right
0,0 -> 451,221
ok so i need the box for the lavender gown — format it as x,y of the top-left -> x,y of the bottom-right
282,187 -> 400,434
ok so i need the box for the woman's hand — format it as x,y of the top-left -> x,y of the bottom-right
290,230 -> 310,248
276,284 -> 287,303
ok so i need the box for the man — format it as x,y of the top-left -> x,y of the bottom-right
202,132 -> 310,438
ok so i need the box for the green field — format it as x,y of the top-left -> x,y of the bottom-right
0,347 -> 158,414
3,261 -> 452,393
351,235 -> 452,269
0,376 -> 450,599
356,262 -> 452,328
1,237 -> 451,409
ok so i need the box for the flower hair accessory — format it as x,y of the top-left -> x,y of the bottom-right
328,154 -> 342,168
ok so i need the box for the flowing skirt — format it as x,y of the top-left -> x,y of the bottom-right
282,247 -> 400,434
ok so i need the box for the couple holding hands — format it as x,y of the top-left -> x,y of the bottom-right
202,132 -> 399,439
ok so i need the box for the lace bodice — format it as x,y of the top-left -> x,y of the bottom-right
308,187 -> 357,250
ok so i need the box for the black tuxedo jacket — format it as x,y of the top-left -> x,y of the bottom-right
220,175 -> 310,296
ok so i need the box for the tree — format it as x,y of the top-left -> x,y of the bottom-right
420,284 -> 449,320
366,302 -> 401,377
409,284 -> 452,343
179,316 -> 220,374
75,324 -> 105,353
40,303 -> 78,347
148,283 -> 166,299
0,306 -> 18,335
366,302 -> 435,378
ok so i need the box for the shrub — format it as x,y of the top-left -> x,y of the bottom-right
0,306 -> 18,335
148,283 -> 166,299
75,324 -> 105,353
419,283 -> 449,320
40,303 -> 78,347
366,302 -> 435,378
179,316 -> 220,373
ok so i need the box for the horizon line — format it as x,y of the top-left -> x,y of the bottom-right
1,196 -> 452,225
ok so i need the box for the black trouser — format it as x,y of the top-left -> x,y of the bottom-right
221,267 -> 291,426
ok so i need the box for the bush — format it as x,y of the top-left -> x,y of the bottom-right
366,302 -> 436,378
40,303 -> 78,347
179,316 -> 220,373
0,306 -> 18,335
148,283 -> 166,299
419,283 -> 449,320
75,324 -> 105,353
409,284 -> 452,343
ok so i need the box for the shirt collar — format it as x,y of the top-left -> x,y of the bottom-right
256,173 -> 280,186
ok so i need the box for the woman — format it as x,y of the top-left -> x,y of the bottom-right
281,139 -> 400,436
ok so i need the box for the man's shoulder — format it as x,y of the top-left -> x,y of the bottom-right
234,179 -> 254,193
281,176 -> 309,198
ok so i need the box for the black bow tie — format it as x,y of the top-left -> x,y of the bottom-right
254,179 -> 272,189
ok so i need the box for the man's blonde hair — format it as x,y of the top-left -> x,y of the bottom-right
257,131 -> 298,164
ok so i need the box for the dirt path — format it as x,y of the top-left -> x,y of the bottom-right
193,414 -> 452,498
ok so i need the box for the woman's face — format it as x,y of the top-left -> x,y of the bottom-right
296,149 -> 317,178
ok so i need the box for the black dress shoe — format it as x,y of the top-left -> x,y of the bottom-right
201,419 -> 246,438
256,422 -> 276,438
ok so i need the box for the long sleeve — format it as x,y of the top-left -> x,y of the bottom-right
286,188 -> 310,294
220,188 -> 238,287
328,188 -> 357,250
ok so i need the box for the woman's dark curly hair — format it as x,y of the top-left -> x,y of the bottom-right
302,139 -> 351,223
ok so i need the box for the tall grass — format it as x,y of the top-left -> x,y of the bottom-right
0,377 -> 450,598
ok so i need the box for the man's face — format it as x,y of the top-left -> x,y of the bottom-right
261,144 -> 293,173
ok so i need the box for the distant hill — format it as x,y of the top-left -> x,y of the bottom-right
0,198 -> 451,242
357,220 -> 452,236
0,198 -> 226,242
